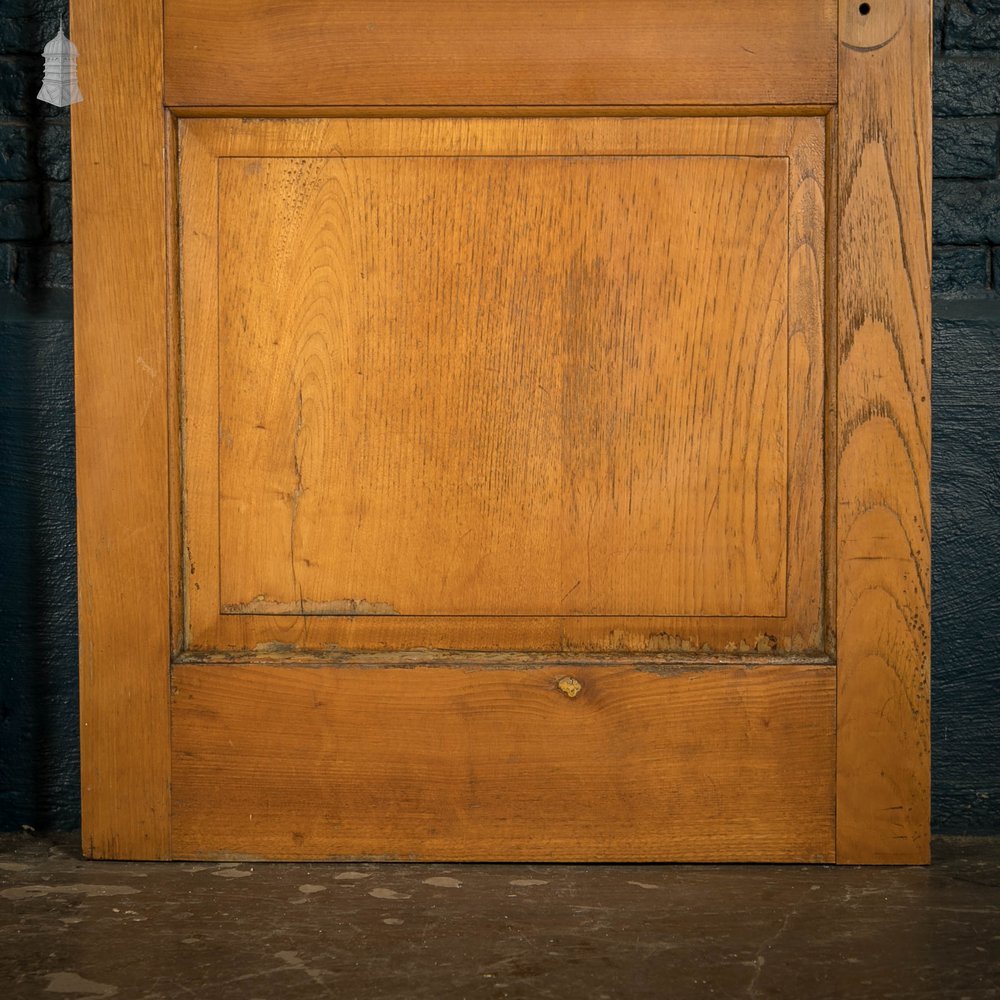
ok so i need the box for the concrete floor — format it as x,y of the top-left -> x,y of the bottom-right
1,834 -> 998,999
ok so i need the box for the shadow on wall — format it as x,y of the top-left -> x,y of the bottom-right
0,291 -> 79,832
932,300 -> 1000,835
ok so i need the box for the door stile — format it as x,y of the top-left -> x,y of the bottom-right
73,0 -> 172,858
835,0 -> 932,863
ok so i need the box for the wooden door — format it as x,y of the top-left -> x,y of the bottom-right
72,1 -> 931,863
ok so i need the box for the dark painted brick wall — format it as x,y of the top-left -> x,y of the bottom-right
933,302 -> 1000,834
0,292 -> 77,832
1,3 -> 999,835
0,1 -> 72,294
932,1 -> 1000,835
0,0 -> 77,832
934,0 -> 1000,296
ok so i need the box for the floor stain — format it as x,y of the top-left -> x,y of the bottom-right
423,876 -> 463,888
2,884 -> 140,901
275,950 -> 326,986
368,888 -> 410,900
43,972 -> 118,996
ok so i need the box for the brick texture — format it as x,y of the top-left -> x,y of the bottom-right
946,0 -> 1000,50
934,117 -> 999,177
0,1 -> 71,295
936,2 -> 1000,297
934,245 -> 993,295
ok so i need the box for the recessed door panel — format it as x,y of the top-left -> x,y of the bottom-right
216,154 -> 788,618
180,116 -> 825,652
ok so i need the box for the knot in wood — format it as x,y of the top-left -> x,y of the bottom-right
557,676 -> 583,699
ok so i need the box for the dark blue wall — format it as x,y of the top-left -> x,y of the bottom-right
931,0 -> 1000,834
1,0 -> 78,832
1,2 -> 999,835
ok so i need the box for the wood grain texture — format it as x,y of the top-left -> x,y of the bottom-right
171,663 -> 835,861
71,0 -> 933,865
163,0 -> 838,108
836,0 -> 932,863
219,155 -> 787,617
179,116 -> 827,653
71,0 -> 171,858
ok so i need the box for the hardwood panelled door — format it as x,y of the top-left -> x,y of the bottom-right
72,1 -> 931,862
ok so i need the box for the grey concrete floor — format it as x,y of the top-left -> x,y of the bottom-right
1,834 -> 998,999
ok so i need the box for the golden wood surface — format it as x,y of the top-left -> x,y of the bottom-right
72,0 -> 171,858
171,662 -> 835,862
835,0 -> 932,864
72,1 -> 932,863
164,0 -> 838,108
179,116 -> 827,654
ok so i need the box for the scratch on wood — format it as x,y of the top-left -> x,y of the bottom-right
289,385 -> 306,613
225,598 -> 400,616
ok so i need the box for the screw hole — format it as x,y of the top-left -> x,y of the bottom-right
859,2 -> 871,14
